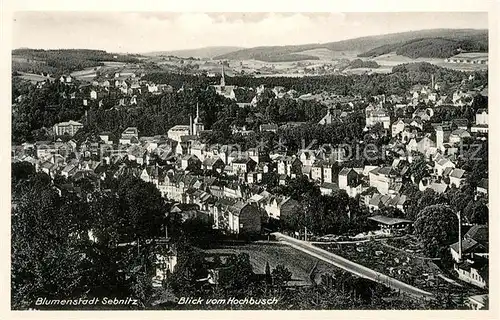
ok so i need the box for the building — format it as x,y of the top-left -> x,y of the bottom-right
212,64 -> 236,100
318,108 -> 337,125
260,124 -> 279,133
449,128 -> 471,145
369,167 -> 399,195
366,108 -> 390,129
471,109 -> 488,133
449,168 -> 466,188
454,256 -> 488,289
53,121 -> 84,136
391,119 -> 407,137
445,52 -> 488,64
467,294 -> 488,310
232,158 -> 257,174
227,202 -> 262,235
119,127 -> 139,145
450,225 -> 488,263
167,125 -> 191,143
367,215 -> 413,232
264,196 -> 300,220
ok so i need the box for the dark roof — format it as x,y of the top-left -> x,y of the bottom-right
478,178 -> 488,190
465,225 -> 488,245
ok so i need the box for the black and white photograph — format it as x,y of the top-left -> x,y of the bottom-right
7,5 -> 496,315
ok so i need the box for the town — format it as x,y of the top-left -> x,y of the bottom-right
11,26 -> 489,311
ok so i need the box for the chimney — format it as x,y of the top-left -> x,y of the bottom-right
431,74 -> 435,90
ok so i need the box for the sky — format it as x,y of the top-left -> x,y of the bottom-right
12,12 -> 488,53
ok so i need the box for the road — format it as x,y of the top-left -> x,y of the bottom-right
273,232 -> 433,299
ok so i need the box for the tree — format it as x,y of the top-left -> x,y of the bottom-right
414,204 -> 458,258
271,264 -> 292,288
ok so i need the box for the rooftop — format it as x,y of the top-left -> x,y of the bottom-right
368,215 -> 413,226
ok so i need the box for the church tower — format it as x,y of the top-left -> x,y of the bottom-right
220,63 -> 225,87
193,103 -> 204,136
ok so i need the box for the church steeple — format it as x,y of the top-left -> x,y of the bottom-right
192,102 -> 204,136
194,103 -> 200,123
220,63 -> 225,87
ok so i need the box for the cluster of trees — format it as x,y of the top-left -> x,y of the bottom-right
274,176 -> 372,236
348,59 -> 380,69
12,80 -> 87,143
11,164 -> 169,309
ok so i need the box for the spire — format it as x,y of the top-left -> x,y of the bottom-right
221,62 -> 225,87
196,102 -> 200,119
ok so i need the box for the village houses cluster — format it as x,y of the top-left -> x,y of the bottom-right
12,67 -> 488,291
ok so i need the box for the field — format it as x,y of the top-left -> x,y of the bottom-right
367,52 -> 488,72
15,72 -> 54,82
204,242 -> 342,286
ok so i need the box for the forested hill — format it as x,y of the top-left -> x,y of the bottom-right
214,29 -> 487,61
12,49 -> 141,74
358,34 -> 488,59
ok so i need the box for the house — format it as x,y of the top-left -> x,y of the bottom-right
449,168 -> 466,188
391,119 -> 407,137
202,156 -> 225,173
260,124 -> 278,133
276,156 -> 302,178
366,108 -> 390,129
119,127 -> 139,145
232,158 -> 257,174
368,215 -> 413,232
227,202 -> 261,235
445,52 -> 488,64
99,132 -> 113,144
320,182 -> 339,196
180,155 -> 201,171
467,294 -> 488,310
412,108 -> 434,122
471,109 -> 488,133
454,256 -> 488,289
369,167 -> 399,195
428,182 -> 448,194
338,168 -> 359,190
320,161 -> 336,184
406,137 -> 436,156
367,194 -> 392,211
61,164 -> 78,178
90,90 -> 98,100
264,196 -> 300,220
449,128 -> 471,145
298,150 -> 317,167
434,155 -> 455,177
311,161 -> 324,183
53,121 -> 84,136
476,178 -> 488,196
167,125 -> 191,143
318,108 -> 337,125
37,160 -> 57,177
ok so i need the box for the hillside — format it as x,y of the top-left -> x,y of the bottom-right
214,29 -> 488,62
12,48 -> 140,75
359,34 -> 488,59
144,46 -> 244,59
